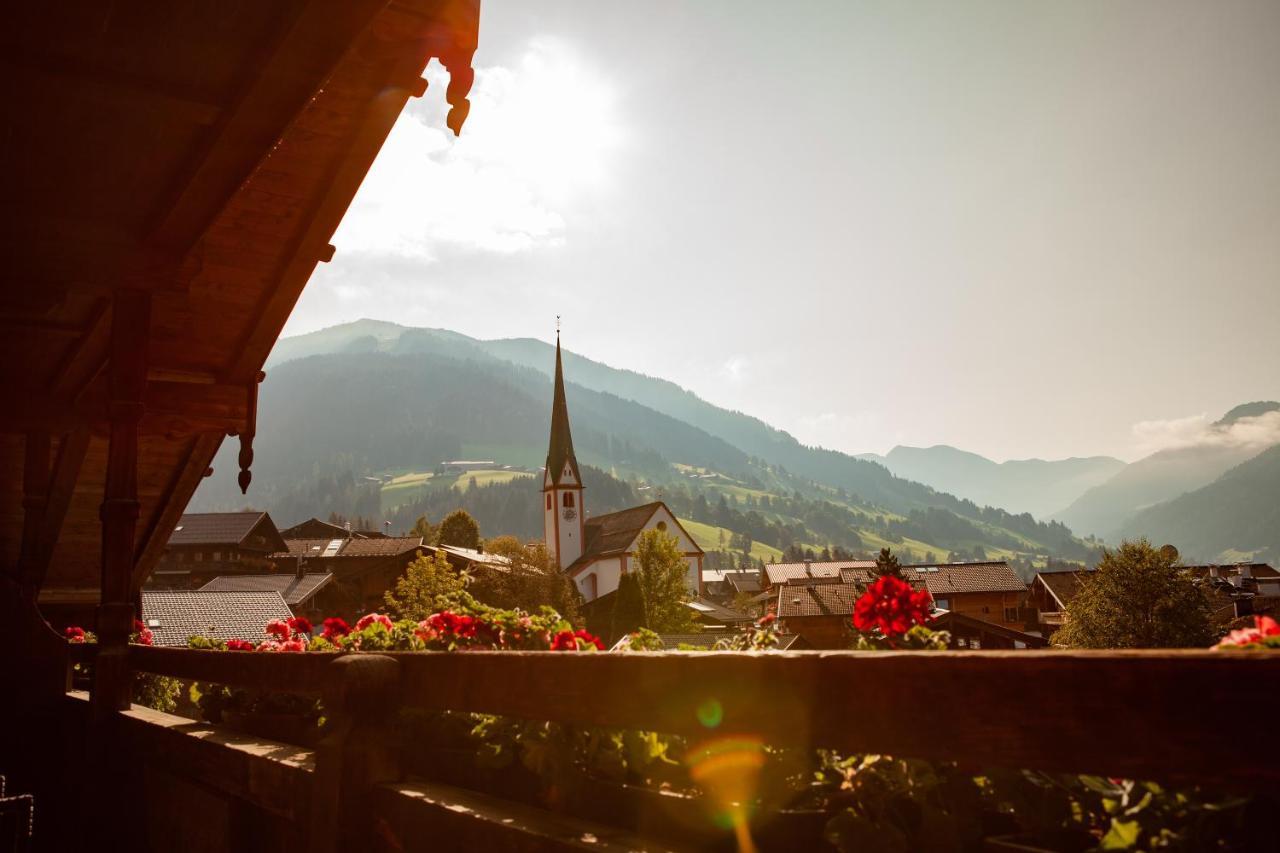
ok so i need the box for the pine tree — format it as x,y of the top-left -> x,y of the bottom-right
874,547 -> 904,579
610,571 -> 648,642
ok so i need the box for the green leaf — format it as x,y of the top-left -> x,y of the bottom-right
1100,818 -> 1141,850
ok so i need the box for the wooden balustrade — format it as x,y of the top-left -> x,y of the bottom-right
126,646 -> 1280,787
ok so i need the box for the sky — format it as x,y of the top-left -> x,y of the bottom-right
285,0 -> 1280,463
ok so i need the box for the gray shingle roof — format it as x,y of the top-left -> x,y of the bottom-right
765,561 -> 876,585
140,590 -> 292,647
909,562 -> 1027,594
777,584 -> 860,618
199,573 -> 334,607
686,598 -> 755,624
167,511 -> 285,551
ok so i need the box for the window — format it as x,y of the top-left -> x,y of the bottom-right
656,521 -> 668,532
1004,606 -> 1019,622
194,552 -> 203,562
970,639 -> 981,649
174,553 -> 184,563
957,638 -> 968,648
230,552 -> 239,562
934,597 -> 950,610
212,552 -> 222,562
546,494 -> 552,510
981,605 -> 990,614
563,492 -> 574,508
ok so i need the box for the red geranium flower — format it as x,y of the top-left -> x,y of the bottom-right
134,627 -> 154,646
354,613 -> 393,632
852,575 -> 933,637
288,616 -> 313,637
574,629 -> 604,650
550,630 -> 578,651
427,611 -> 462,634
1215,615 -> 1280,649
279,638 -> 306,652
265,619 -> 291,641
226,639 -> 256,651
65,626 -> 86,643
321,617 -> 350,641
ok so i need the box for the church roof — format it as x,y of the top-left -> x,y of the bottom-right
568,501 -> 704,574
545,336 -> 582,487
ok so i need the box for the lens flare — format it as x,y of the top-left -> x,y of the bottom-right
696,698 -> 723,729
687,735 -> 767,853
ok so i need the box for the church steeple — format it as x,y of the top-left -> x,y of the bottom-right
543,328 -> 585,569
545,332 -> 582,487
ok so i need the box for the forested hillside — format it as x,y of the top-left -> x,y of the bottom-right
192,341 -> 1099,574
1120,445 -> 1280,564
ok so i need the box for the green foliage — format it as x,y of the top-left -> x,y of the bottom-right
632,528 -> 696,633
1055,539 -> 1215,649
437,508 -> 481,549
875,546 -> 904,578
609,571 -> 648,641
132,673 -> 181,713
384,549 -> 474,621
852,624 -> 952,651
468,536 -> 582,624
410,513 -> 437,542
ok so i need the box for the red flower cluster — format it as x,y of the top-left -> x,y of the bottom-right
355,613 -> 394,632
551,629 -> 604,651
131,619 -> 154,646
287,616 -> 313,637
226,639 -> 256,651
321,617 -> 350,642
852,575 -> 933,637
65,626 -> 86,643
265,619 -> 291,642
1216,615 -> 1280,649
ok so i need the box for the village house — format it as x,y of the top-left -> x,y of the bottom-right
775,580 -> 862,648
539,335 -> 704,602
280,517 -> 390,539
149,512 -> 288,590
199,571 -> 337,628
928,610 -> 1048,650
272,535 -> 426,620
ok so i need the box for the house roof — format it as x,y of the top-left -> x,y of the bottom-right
777,584 -> 861,619
765,561 -> 876,585
544,335 -> 582,487
686,598 -> 755,624
11,0 -> 482,609
167,512 -> 284,550
569,501 -> 703,574
725,572 -> 763,594
1034,570 -> 1089,610
436,544 -> 512,569
907,562 -> 1028,595
273,536 -> 423,561
199,573 -> 334,607
140,590 -> 293,647
1186,564 -> 1279,579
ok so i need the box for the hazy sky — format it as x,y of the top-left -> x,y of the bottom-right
286,1 -> 1280,463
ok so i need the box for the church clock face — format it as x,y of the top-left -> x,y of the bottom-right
563,507 -> 577,521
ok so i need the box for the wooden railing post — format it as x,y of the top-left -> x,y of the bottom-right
311,654 -> 401,853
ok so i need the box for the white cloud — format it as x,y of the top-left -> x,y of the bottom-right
719,356 -> 749,384
331,38 -> 622,260
1131,410 -> 1280,455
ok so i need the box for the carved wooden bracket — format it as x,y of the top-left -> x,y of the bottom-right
236,371 -> 266,494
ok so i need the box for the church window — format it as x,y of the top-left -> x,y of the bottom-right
546,494 -> 552,510
563,492 -> 575,508
656,521 -> 668,532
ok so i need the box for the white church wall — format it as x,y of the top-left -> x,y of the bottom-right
577,556 -> 623,600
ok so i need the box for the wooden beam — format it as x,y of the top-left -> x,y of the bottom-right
224,54 -> 427,381
16,432 -> 50,587
3,379 -> 252,437
5,60 -> 223,128
24,428 -> 90,596
94,290 -> 150,716
145,0 -> 391,254
131,432 -> 224,593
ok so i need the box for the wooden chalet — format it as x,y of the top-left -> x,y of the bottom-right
3,3 -> 1280,852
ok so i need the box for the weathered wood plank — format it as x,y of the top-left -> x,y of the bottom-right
129,646 -> 338,695
388,650 -> 1280,786
373,781 -> 683,853
66,692 -> 316,820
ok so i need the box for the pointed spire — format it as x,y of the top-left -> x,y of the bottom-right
546,328 -> 581,487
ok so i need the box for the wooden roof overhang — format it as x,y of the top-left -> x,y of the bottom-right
1,0 -> 480,615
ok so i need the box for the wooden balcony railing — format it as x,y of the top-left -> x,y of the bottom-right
77,646 -> 1280,851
